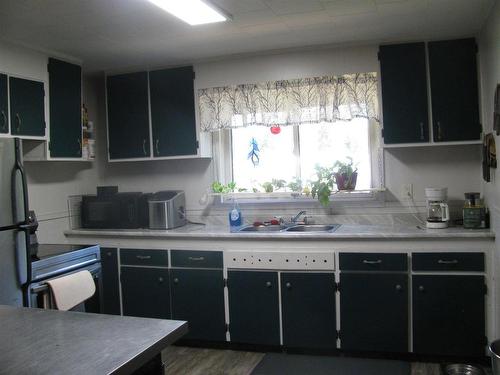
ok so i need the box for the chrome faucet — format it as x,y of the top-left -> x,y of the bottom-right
291,210 -> 307,224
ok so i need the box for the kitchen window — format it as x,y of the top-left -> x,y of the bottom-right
199,72 -> 383,202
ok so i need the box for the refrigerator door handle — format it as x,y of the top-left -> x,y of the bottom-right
12,138 -> 29,226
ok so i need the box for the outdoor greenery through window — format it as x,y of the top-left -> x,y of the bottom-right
230,118 -> 371,195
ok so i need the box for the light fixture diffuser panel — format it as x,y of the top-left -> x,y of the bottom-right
148,0 -> 228,25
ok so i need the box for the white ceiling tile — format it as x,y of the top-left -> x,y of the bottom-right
324,0 -> 377,17
266,0 -> 325,16
211,0 -> 270,14
279,11 -> 333,28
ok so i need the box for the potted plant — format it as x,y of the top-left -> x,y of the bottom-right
333,157 -> 358,191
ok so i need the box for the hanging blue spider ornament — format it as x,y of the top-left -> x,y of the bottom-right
248,137 -> 260,167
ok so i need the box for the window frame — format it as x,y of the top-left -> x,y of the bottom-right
211,119 -> 385,206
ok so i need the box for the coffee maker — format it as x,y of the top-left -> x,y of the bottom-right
425,188 -> 450,229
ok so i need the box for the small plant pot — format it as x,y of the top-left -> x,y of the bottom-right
335,171 -> 358,191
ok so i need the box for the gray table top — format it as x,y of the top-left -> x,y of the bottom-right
0,305 -> 187,375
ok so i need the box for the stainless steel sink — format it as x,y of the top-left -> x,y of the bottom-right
239,225 -> 284,232
285,224 -> 341,232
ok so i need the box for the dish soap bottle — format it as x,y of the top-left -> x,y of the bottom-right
229,200 -> 242,230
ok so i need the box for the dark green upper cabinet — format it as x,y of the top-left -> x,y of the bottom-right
428,38 -> 481,142
379,43 -> 429,144
0,74 -> 8,134
48,58 -> 82,158
106,72 -> 150,159
9,76 -> 45,137
149,66 -> 198,157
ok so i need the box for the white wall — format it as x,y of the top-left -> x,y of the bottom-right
0,39 -> 484,242
479,0 -> 500,338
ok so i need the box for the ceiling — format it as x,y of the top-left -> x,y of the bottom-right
0,0 -> 496,72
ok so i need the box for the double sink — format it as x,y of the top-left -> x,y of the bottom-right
238,224 -> 341,233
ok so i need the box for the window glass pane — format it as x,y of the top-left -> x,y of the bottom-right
231,126 -> 296,190
299,118 -> 371,190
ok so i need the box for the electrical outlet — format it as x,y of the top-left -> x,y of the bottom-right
402,183 -> 413,199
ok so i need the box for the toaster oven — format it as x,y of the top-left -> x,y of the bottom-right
148,191 -> 187,229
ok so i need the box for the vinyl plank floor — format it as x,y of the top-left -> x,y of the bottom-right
162,346 -> 443,375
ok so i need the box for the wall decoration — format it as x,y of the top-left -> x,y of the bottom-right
494,84 -> 500,136
270,125 -> 281,135
198,72 -> 379,132
247,137 -> 260,167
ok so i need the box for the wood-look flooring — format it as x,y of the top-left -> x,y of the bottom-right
162,346 -> 443,375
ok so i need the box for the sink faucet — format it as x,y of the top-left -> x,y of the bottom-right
291,210 -> 307,224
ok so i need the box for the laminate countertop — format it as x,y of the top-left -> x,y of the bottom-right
65,223 -> 495,240
0,305 -> 187,375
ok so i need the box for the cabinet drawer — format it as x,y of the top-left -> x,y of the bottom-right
412,253 -> 484,272
340,253 -> 407,271
171,250 -> 223,269
120,249 -> 168,267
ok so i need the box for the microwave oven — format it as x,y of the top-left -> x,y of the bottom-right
81,192 -> 149,229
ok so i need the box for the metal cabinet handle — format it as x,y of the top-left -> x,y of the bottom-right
155,139 -> 160,156
286,282 -> 292,289
142,139 -> 147,156
77,138 -> 82,155
438,259 -> 458,265
188,256 -> 205,261
266,281 -> 272,288
419,122 -> 424,140
158,277 -> 164,283
395,284 -> 402,291
136,255 -> 152,260
0,110 -> 6,130
173,278 -> 179,284
15,113 -> 21,131
362,260 -> 382,265
437,121 -> 442,141
418,285 -> 425,292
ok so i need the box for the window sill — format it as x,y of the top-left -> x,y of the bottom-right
210,188 -> 386,206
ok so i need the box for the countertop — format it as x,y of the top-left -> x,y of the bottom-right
0,305 -> 187,375
65,223 -> 495,240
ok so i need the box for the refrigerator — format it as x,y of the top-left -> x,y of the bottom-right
0,138 -> 32,307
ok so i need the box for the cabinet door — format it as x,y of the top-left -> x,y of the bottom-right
428,38 -> 481,142
340,273 -> 408,352
150,67 -> 198,157
100,248 -> 121,315
48,58 -> 82,158
228,270 -> 280,346
281,273 -> 336,349
413,275 -> 485,357
171,269 -> 226,341
0,74 -> 8,134
121,266 -> 170,319
106,72 -> 150,159
379,43 -> 429,144
9,77 -> 45,137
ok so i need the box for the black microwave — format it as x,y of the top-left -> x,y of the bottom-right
81,193 -> 149,229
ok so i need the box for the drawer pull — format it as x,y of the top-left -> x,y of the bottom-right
362,260 -> 382,265
437,259 -> 458,265
188,256 -> 205,261
136,255 -> 152,260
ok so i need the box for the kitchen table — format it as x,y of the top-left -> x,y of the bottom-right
0,305 -> 187,374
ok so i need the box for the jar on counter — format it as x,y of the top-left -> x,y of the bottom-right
463,192 -> 487,229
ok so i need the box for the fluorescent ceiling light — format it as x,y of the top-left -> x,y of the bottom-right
148,0 -> 229,25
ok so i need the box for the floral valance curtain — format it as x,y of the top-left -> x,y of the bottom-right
198,72 -> 379,132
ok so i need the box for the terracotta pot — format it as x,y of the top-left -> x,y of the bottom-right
335,171 -> 358,191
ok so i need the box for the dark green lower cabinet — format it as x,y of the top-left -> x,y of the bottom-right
0,74 -> 8,134
100,248 -> 121,315
170,269 -> 226,341
121,266 -> 170,319
413,275 -> 485,357
340,273 -> 408,352
281,273 -> 336,349
228,271 -> 280,346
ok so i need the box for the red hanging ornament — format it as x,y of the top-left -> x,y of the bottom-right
270,125 -> 281,135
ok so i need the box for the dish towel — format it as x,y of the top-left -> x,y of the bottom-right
45,270 -> 96,311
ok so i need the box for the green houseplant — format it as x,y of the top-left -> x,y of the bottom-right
311,158 -> 358,207
333,157 -> 358,191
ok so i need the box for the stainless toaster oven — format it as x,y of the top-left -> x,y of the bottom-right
148,191 -> 187,229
